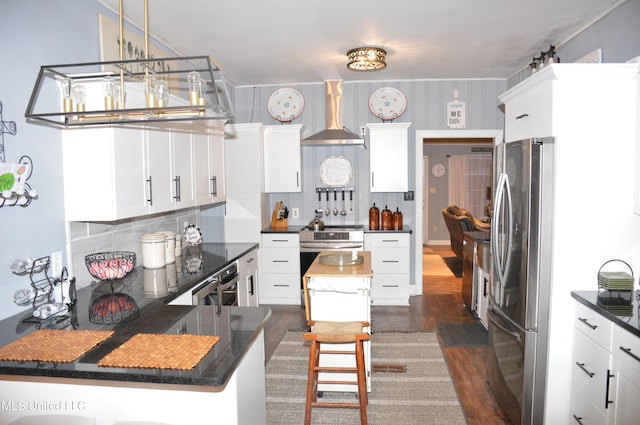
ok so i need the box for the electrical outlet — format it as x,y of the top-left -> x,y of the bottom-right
51,251 -> 62,277
404,191 -> 414,201
292,208 -> 299,219
433,226 -> 438,233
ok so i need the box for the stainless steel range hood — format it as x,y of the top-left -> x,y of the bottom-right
302,80 -> 364,146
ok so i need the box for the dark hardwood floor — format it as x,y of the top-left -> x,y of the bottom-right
262,245 -> 512,425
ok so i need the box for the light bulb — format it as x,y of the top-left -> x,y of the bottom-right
153,80 -> 169,107
104,76 -> 115,110
188,71 -> 200,105
197,77 -> 207,105
61,77 -> 73,113
73,85 -> 86,112
145,74 -> 156,108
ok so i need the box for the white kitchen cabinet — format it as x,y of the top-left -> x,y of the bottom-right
237,248 -> 259,307
364,232 -> 410,305
570,300 -> 640,425
62,127 -> 148,221
194,126 -> 226,206
259,233 -> 300,305
610,324 -> 640,424
224,123 -> 268,243
263,124 -> 302,193
61,123 -> 225,221
367,122 -> 410,192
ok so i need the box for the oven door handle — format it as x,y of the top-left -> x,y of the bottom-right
300,243 -> 363,251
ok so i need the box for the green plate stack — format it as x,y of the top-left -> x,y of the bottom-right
598,271 -> 634,291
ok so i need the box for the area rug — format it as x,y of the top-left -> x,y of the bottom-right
423,255 -> 455,276
437,322 -> 488,348
266,331 -> 467,424
443,256 -> 463,278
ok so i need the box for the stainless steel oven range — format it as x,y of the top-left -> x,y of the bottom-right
191,262 -> 239,308
299,225 -> 365,279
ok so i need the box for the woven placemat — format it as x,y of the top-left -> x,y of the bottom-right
98,333 -> 220,370
0,329 -> 114,363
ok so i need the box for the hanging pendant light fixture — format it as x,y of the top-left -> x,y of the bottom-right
24,0 -> 233,128
346,47 -> 387,71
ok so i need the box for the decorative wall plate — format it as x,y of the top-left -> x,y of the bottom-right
320,156 -> 352,187
368,87 -> 407,121
267,87 -> 304,122
183,224 -> 203,247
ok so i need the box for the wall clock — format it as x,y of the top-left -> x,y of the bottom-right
432,163 -> 446,177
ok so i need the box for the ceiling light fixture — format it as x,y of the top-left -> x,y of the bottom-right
24,0 -> 233,128
346,47 -> 387,71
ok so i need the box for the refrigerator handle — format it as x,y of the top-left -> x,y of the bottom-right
492,173 -> 513,305
488,306 -> 521,342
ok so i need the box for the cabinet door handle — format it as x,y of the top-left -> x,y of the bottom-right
296,171 -> 299,188
515,113 -> 529,120
578,317 -> 598,330
605,369 -> 614,409
146,176 -> 153,206
483,277 -> 488,296
246,257 -> 255,263
173,176 -> 181,202
572,414 -> 584,425
619,346 -> 640,363
371,172 -> 375,188
575,362 -> 595,378
211,176 -> 217,197
249,275 -> 254,296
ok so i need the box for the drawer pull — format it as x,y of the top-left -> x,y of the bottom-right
382,285 -> 399,288
381,239 -> 400,243
578,317 -> 597,330
382,260 -> 400,263
619,346 -> 640,363
572,415 -> 584,425
576,362 -> 595,378
605,370 -> 614,409
272,260 -> 289,263
515,113 -> 529,120
273,284 -> 289,287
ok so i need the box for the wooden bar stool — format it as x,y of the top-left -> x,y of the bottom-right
303,320 -> 370,425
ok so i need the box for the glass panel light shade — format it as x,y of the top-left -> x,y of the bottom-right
346,47 -> 387,71
25,56 -> 234,128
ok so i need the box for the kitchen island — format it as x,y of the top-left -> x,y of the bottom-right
303,251 -> 372,392
0,243 -> 268,425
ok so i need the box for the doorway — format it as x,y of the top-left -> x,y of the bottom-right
413,130 -> 502,296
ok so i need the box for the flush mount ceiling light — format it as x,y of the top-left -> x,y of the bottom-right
346,47 -> 387,71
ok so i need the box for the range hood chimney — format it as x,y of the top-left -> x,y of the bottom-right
302,80 -> 364,146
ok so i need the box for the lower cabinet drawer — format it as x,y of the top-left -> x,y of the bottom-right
612,324 -> 640,374
260,248 -> 299,274
259,273 -> 300,303
569,383 -> 607,425
370,274 -> 409,305
572,329 -> 612,414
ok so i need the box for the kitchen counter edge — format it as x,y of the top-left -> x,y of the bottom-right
571,290 -> 640,337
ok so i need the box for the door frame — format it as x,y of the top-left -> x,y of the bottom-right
413,129 -> 502,295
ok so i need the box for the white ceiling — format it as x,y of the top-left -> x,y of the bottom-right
99,0 -> 622,87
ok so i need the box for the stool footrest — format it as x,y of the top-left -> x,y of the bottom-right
318,379 -> 358,386
315,366 -> 357,373
311,402 -> 361,409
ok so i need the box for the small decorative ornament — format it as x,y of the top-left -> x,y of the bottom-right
183,224 -> 203,247
447,89 -> 466,129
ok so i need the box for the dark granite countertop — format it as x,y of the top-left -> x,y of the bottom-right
0,242 -> 270,390
261,225 -> 306,233
572,290 -> 640,338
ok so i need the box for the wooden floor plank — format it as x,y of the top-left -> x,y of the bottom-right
263,245 -> 512,425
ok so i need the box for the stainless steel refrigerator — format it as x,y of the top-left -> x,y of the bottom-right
488,137 -> 555,425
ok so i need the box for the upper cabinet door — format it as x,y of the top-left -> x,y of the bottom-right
263,125 -> 302,193
367,123 -> 411,192
62,127 -> 148,221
